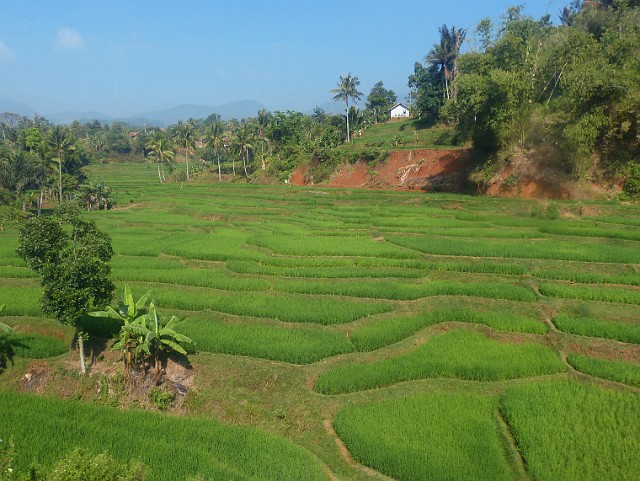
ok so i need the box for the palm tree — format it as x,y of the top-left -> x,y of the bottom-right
174,121 -> 195,181
0,150 -> 39,211
256,109 -> 272,169
331,73 -> 363,142
425,25 -> 467,100
234,124 -> 255,179
33,140 -> 56,215
47,126 -> 71,203
146,132 -> 175,183
204,122 -> 224,181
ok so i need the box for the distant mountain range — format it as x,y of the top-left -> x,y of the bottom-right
0,94 -> 410,126
0,98 -> 268,127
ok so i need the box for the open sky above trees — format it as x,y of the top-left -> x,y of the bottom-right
0,0 -> 559,116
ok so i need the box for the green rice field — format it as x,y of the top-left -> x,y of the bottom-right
1,162 -> 639,480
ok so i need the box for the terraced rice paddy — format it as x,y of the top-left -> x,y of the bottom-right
1,162 -> 639,480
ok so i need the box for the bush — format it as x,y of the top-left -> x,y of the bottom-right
623,162 -> 640,197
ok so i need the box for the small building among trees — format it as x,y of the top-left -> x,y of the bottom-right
389,103 -> 411,119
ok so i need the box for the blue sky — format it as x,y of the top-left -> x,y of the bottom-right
0,1 -> 559,116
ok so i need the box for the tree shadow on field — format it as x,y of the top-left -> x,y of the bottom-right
76,313 -> 123,367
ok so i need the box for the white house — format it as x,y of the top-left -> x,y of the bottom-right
389,103 -> 411,119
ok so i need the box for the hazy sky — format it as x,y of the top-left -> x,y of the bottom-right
0,1 -> 559,116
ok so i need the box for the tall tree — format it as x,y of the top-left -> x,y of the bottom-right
256,109 -> 272,169
17,207 -> 115,374
366,81 -> 397,123
145,132 -> 175,183
204,122 -> 225,181
331,73 -> 364,142
47,126 -> 71,203
0,150 -> 39,211
234,124 -> 255,179
425,25 -> 467,100
174,121 -> 195,181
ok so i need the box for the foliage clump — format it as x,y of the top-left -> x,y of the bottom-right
16,205 -> 115,374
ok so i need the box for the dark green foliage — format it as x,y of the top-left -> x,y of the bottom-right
16,209 -> 115,326
408,62 -> 446,124
365,81 -> 397,123
447,4 -> 640,178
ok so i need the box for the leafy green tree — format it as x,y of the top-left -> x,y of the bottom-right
408,62 -> 446,124
366,81 -> 397,123
331,73 -> 364,142
0,150 -> 40,211
16,207 -> 115,374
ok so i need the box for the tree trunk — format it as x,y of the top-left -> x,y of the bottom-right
37,190 -> 43,215
243,150 -> 249,179
345,98 -> 351,142
157,164 -> 162,183
58,153 -> 63,203
217,152 -> 222,181
78,331 -> 87,375
186,151 -> 190,181
232,158 -> 236,176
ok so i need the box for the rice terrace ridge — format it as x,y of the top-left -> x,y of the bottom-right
1,1 -> 640,480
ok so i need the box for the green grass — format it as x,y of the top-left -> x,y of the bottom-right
130,283 -> 393,325
7,333 -> 69,358
176,314 -> 353,364
532,268 -> 640,286
386,234 -> 640,263
0,281 -> 42,316
568,354 -> 640,387
553,314 -> 640,344
248,234 -> 420,258
274,278 -> 536,301
540,282 -> 640,305
350,308 -> 546,351
0,391 -> 329,481
501,380 -> 640,481
315,329 -> 564,394
334,392 -> 512,481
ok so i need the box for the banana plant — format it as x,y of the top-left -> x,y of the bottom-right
131,302 -> 194,382
90,285 -> 151,370
0,305 -> 14,371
